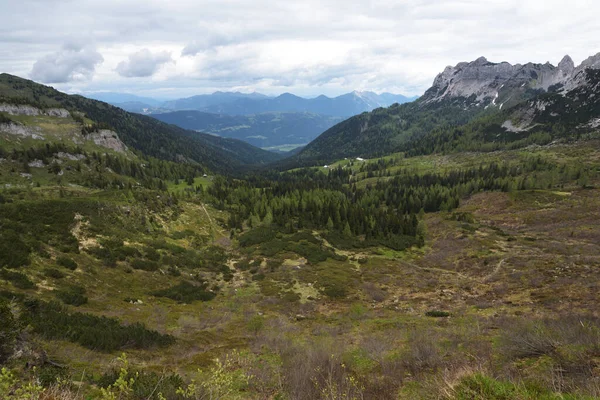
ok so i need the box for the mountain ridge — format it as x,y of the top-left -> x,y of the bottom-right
0,73 -> 282,173
290,52 -> 600,165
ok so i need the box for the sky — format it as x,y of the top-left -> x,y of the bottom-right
1,0 -> 599,99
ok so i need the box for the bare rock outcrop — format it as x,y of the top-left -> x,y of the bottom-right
0,103 -> 70,118
422,53 -> 600,107
88,130 -> 128,153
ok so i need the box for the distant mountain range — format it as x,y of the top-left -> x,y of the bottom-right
87,90 -> 417,117
85,90 -> 417,151
193,91 -> 416,117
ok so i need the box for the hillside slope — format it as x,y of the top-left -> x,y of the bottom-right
0,74 -> 282,173
292,53 -> 600,165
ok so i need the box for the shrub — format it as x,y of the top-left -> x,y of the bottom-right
143,246 -> 160,261
98,369 -> 184,400
401,330 -> 442,375
152,281 -> 216,303
323,284 -> 347,299
0,299 -> 18,362
55,285 -> 88,306
238,225 -> 278,247
56,255 -> 77,270
0,229 -> 31,268
235,259 -> 251,271
23,300 -> 174,352
130,259 -> 159,272
0,269 -> 36,289
425,310 -> 450,318
43,268 -> 65,279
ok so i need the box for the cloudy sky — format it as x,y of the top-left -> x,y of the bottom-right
1,0 -> 598,99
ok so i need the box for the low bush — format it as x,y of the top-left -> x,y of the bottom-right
0,298 -> 18,362
425,310 -> 450,318
23,300 -> 174,352
130,259 -> 159,272
98,369 -> 185,400
0,269 -> 36,289
238,225 -> 278,247
43,268 -> 65,279
152,281 -> 216,303
55,285 -> 88,306
56,255 -> 78,270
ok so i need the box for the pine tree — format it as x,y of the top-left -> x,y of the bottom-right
343,221 -> 352,237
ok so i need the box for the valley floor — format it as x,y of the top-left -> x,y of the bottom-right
1,143 -> 600,399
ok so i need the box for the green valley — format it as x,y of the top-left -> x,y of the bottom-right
1,59 -> 600,400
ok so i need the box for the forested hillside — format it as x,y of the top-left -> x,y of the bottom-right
0,74 -> 281,173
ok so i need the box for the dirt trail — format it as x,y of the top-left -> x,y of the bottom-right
482,259 -> 506,283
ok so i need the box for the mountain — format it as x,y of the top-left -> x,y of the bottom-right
200,91 -> 416,117
162,91 -> 272,111
291,53 -> 600,164
93,90 -> 416,117
0,74 -> 282,173
85,92 -> 164,107
152,110 -> 343,150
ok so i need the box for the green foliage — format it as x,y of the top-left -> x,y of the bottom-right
23,300 -> 174,352
56,255 -> 78,270
0,269 -> 36,289
43,268 -> 65,279
0,367 -> 44,400
0,299 -> 18,363
130,259 -> 159,272
238,225 -> 278,247
452,373 -> 589,400
97,354 -> 185,400
176,352 -> 251,400
55,285 -> 88,306
425,310 -> 450,318
152,281 -> 216,303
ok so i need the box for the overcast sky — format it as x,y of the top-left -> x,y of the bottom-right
1,0 -> 598,99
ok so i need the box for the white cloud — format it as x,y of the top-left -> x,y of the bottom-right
29,44 -> 104,83
2,0 -> 599,97
116,48 -> 173,78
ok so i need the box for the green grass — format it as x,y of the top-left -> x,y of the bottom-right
167,176 -> 212,192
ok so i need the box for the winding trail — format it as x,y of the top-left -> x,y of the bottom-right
482,259 -> 506,282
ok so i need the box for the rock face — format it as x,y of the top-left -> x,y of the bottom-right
422,53 -> 600,107
0,104 -> 70,118
88,130 -> 128,153
0,123 -> 45,139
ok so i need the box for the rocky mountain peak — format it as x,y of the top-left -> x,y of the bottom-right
578,52 -> 600,70
558,55 -> 575,73
422,53 -> 600,107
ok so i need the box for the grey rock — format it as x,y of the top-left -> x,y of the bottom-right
423,53 -> 600,107
88,130 -> 128,153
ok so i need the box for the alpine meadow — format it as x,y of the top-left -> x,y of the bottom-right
1,1 -> 600,399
